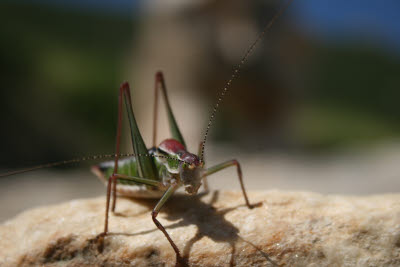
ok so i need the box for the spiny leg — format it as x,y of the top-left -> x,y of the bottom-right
111,82 -> 159,212
152,73 -> 159,147
205,160 -> 254,208
104,82 -> 124,235
152,71 -> 186,147
104,174 -> 163,234
151,185 -> 181,258
104,82 -> 159,235
98,174 -> 162,252
113,174 -> 163,187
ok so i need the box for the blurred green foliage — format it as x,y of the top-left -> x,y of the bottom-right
294,43 -> 400,150
1,1 -> 400,170
0,2 -> 136,168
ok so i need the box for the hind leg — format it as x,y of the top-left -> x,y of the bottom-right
152,71 -> 186,147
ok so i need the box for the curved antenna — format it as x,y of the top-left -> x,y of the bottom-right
0,153 -> 131,178
199,0 -> 294,162
0,153 -> 190,178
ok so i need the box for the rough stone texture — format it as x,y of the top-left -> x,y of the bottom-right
0,190 -> 399,267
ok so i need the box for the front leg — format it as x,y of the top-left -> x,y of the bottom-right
151,185 -> 181,257
205,160 -> 254,208
104,174 -> 163,235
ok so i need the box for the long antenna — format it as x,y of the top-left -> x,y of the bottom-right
0,154 -> 130,177
0,153 -> 189,178
199,0 -> 294,161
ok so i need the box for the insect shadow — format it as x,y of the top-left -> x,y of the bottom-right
109,191 -> 276,267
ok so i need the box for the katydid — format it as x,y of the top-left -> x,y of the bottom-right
0,0 -> 294,261
91,76 -> 253,258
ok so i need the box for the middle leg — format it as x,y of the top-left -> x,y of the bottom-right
151,185 -> 181,257
205,159 -> 254,208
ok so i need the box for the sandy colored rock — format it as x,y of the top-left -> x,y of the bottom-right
0,190 -> 399,266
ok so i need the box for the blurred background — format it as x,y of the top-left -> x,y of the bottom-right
1,0 -> 400,222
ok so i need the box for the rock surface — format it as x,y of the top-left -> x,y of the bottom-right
0,190 -> 399,266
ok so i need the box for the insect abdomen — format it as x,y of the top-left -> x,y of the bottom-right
93,157 -> 139,184
91,155 -> 165,198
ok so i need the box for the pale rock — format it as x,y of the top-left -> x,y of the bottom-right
0,191 -> 399,266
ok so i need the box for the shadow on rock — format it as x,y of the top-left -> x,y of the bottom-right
109,191 -> 277,266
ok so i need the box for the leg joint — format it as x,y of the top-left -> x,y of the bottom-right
151,210 -> 158,218
155,71 -> 163,80
120,81 -> 129,91
231,160 -> 241,171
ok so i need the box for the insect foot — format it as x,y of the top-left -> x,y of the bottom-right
248,202 -> 263,209
1,191 -> 399,266
93,232 -> 106,253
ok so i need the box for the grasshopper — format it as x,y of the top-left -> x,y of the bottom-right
1,0 -> 294,261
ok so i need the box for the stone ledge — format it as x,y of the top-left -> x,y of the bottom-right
0,190 -> 399,266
